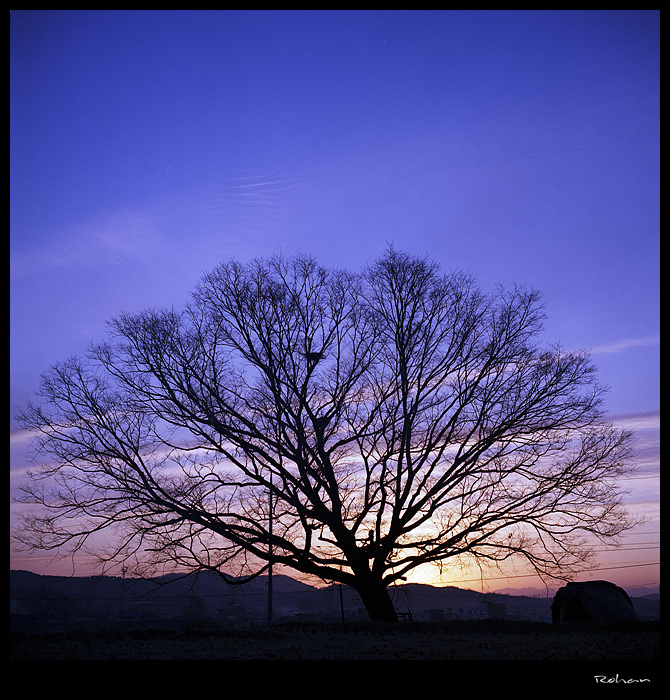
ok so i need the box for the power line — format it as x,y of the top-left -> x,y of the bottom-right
444,560 -> 660,585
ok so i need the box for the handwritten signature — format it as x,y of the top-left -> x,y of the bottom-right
594,675 -> 651,684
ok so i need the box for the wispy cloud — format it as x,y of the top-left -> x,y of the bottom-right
10,207 -> 161,279
199,168 -> 298,219
589,334 -> 660,355
611,411 -> 660,431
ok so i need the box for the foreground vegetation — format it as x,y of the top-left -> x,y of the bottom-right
10,619 -> 659,661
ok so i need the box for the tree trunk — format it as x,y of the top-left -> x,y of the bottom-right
355,577 -> 398,623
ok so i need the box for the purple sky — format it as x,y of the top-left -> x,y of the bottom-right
10,11 -> 659,590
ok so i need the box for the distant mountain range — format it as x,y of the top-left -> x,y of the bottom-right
493,585 -> 660,599
9,569 -> 660,631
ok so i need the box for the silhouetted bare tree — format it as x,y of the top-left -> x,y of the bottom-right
14,249 -> 638,621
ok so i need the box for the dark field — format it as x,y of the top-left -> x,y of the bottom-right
10,619 -> 659,661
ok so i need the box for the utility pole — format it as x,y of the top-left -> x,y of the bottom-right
267,470 -> 273,624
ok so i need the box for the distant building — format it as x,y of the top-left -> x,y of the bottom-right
428,609 -> 445,622
467,604 -> 487,619
486,602 -> 506,619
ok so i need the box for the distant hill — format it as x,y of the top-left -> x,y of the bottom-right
494,585 -> 660,598
9,569 -> 660,630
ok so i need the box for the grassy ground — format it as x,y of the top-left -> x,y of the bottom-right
9,619 -> 660,661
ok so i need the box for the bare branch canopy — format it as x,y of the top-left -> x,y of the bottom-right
14,248 -> 638,621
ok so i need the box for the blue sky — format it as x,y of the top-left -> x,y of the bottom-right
10,10 -> 659,588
